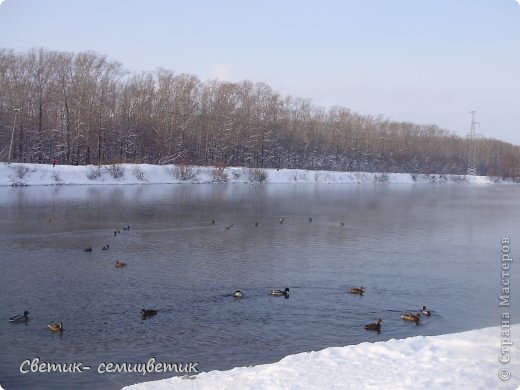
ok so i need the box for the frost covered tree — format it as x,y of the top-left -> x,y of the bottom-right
0,47 -> 518,175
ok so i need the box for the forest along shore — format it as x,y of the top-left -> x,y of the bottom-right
1,49 -> 519,178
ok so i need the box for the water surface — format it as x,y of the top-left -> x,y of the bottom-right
0,184 -> 518,389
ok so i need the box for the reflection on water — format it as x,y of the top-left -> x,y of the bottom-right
0,183 -> 518,389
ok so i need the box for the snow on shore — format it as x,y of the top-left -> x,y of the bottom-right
0,163 -> 504,186
124,324 -> 520,390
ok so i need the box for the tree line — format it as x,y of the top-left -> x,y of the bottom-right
1,47 -> 519,177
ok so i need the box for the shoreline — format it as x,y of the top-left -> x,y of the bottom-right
0,162 -> 510,187
123,323 -> 520,390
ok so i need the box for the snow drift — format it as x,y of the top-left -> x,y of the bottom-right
123,324 -> 520,390
0,163 -> 506,186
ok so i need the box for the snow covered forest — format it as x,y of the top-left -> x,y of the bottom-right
1,48 -> 519,177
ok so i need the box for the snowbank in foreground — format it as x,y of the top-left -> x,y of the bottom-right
124,324 -> 519,390
0,163 -> 506,186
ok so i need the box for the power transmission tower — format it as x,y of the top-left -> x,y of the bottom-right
466,111 -> 479,176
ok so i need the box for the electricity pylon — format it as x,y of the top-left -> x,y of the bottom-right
466,111 -> 479,176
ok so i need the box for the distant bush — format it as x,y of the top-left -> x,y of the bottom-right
373,172 -> 389,183
7,165 -> 30,186
212,162 -> 228,183
107,164 -> 124,179
353,171 -> 368,183
51,171 -> 61,183
86,166 -> 102,180
247,167 -> 268,183
133,165 -> 148,181
170,163 -> 197,181
292,171 -> 306,182
450,175 -> 466,183
14,165 -> 29,179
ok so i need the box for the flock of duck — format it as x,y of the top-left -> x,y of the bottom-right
8,311 -> 63,332
8,225 -> 134,331
9,217 -> 433,337
230,286 -> 432,334
346,287 -> 432,333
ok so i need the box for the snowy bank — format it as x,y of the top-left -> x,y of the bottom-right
124,324 -> 520,390
0,163 -> 506,186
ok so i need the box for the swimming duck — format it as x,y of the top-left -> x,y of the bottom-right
48,322 -> 63,332
271,288 -> 289,297
115,260 -> 127,268
422,306 -> 431,316
279,218 -> 284,224
255,222 -> 259,227
212,220 -> 215,224
234,290 -> 243,298
84,247 -> 93,252
348,287 -> 364,295
340,222 -> 345,226
140,309 -> 157,319
309,217 -> 312,222
123,225 -> 130,231
9,311 -> 29,322
102,244 -> 110,251
401,313 -> 421,324
364,319 -> 383,332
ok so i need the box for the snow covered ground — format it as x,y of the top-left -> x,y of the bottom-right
0,162 -> 505,186
124,324 -> 520,390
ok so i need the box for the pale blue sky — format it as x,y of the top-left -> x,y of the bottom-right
0,0 -> 519,144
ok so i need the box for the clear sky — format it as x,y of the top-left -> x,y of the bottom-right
0,0 -> 519,145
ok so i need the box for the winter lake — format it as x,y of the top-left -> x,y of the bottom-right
0,183 -> 518,390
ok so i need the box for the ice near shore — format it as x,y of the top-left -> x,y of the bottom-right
0,163 -> 506,186
123,324 -> 520,390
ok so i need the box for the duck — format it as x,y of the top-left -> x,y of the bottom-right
140,309 -> 157,319
348,287 -> 364,295
364,319 -> 383,332
401,313 -> 421,324
123,225 -> 130,231
84,247 -> 93,252
255,222 -> 259,227
102,244 -> 110,251
212,220 -> 216,224
9,311 -> 29,322
309,217 -> 312,222
48,322 -> 63,332
234,290 -> 243,298
279,217 -> 284,224
113,230 -> 118,237
340,222 -> 345,226
422,306 -> 431,316
115,260 -> 127,268
271,288 -> 289,297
